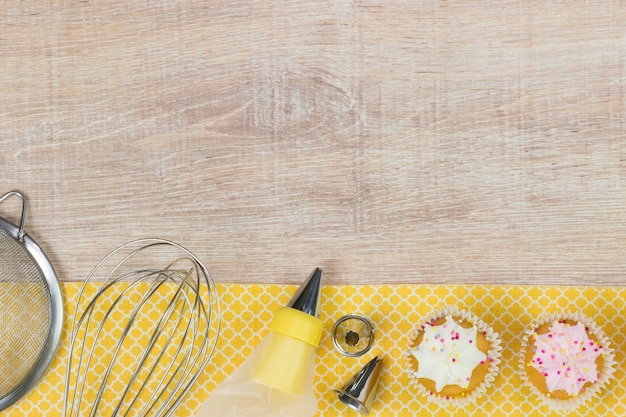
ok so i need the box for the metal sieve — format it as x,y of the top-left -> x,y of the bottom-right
0,191 -> 63,411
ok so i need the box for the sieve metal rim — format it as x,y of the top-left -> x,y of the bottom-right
0,192 -> 63,412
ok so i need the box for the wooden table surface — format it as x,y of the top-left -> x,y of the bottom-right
1,1 -> 626,286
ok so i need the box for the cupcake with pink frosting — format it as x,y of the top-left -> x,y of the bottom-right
520,312 -> 615,410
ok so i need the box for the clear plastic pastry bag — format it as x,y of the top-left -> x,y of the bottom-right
195,334 -> 318,417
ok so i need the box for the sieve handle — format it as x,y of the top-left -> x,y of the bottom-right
0,191 -> 27,241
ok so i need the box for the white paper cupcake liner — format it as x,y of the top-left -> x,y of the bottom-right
519,312 -> 616,411
405,305 -> 503,407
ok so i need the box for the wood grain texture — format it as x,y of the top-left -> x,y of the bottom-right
1,1 -> 626,285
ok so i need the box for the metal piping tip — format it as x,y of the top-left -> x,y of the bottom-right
333,356 -> 384,415
287,267 -> 323,317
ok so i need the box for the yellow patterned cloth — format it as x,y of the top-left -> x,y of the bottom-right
1,283 -> 624,416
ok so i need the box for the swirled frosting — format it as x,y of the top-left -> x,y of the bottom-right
530,321 -> 603,396
410,315 -> 487,392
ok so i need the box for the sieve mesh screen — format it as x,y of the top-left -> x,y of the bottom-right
0,227 -> 52,399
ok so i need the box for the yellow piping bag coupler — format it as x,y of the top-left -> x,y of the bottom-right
196,268 -> 324,417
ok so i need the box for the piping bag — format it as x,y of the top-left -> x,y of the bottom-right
196,268 -> 324,417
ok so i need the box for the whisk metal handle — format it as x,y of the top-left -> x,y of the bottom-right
0,191 -> 27,241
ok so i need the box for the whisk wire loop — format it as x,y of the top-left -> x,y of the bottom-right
119,270 -> 197,416
63,239 -> 220,417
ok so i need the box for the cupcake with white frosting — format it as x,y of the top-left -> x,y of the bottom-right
405,306 -> 502,406
520,312 -> 615,411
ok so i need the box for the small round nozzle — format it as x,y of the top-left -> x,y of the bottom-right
287,267 -> 323,317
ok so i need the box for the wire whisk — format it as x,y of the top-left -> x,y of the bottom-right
63,239 -> 220,417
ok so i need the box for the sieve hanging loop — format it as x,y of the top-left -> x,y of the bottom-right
0,191 -> 27,241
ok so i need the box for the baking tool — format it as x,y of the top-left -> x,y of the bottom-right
196,267 -> 323,417
334,356 -> 384,415
332,314 -> 375,357
0,191 -> 63,411
63,238 -> 220,417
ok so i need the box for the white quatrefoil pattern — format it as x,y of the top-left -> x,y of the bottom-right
3,283 -> 624,417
